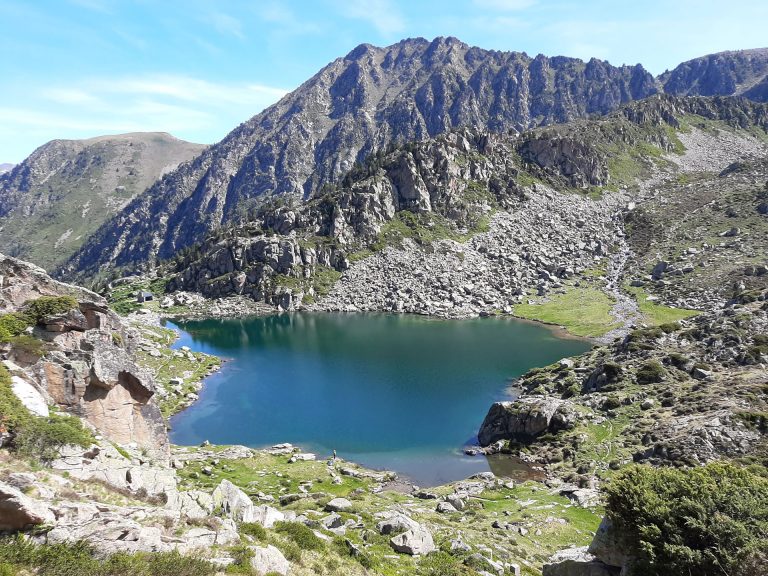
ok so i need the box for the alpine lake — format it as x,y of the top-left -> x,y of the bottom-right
168,313 -> 591,486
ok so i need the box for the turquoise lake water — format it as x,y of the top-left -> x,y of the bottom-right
168,313 -> 590,486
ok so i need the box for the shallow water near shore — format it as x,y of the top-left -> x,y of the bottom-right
168,312 -> 590,486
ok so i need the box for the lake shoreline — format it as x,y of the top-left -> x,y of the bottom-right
156,311 -> 590,486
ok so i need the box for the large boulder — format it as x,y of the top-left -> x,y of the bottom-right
478,397 -> 570,446
248,544 -> 291,575
253,504 -> 285,528
249,544 -> 290,575
45,514 -> 166,555
325,497 -> 353,512
376,512 -> 421,535
389,526 -> 436,555
588,517 -> 628,568
212,479 -> 255,522
542,547 -> 620,576
0,481 -> 55,531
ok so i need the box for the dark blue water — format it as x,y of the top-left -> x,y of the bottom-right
168,313 -> 590,485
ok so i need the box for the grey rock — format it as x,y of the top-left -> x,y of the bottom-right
249,544 -> 290,575
377,512 -> 420,535
543,547 -> 620,576
325,497 -> 353,512
478,398 -> 567,445
389,526 -> 436,555
212,479 -> 255,522
588,517 -> 628,568
0,481 -> 55,531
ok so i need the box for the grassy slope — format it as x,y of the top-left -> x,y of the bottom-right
0,133 -> 204,271
514,287 -> 619,338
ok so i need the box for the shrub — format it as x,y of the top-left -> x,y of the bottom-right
24,295 -> 78,323
239,522 -> 267,541
7,335 -> 48,358
604,463 -> 768,576
659,322 -> 681,334
14,412 -> 94,463
0,365 -> 30,433
273,521 -> 324,551
0,312 -> 32,342
0,536 -> 216,576
636,360 -> 666,384
416,551 -> 474,576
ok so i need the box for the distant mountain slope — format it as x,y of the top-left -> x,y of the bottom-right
0,163 -> 14,174
661,48 -> 768,101
0,132 -> 205,271
61,36 -> 659,278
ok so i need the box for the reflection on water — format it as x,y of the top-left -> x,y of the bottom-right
168,312 -> 590,486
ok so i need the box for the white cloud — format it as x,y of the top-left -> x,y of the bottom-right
0,74 -> 293,159
336,0 -> 405,37
209,11 -> 245,40
43,75 -> 288,108
472,0 -> 536,11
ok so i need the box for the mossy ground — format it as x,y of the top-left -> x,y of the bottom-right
514,287 -> 619,338
624,285 -> 699,325
173,445 -> 601,575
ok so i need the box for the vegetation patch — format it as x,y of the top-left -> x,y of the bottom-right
625,285 -> 699,326
514,287 -> 619,338
605,463 -> 768,576
0,537 -> 216,576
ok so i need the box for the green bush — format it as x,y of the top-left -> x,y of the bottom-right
273,520 -> 324,551
0,537 -> 216,576
0,312 -> 32,342
636,360 -> 666,384
2,367 -> 94,463
239,522 -> 267,541
24,295 -> 78,323
7,334 -> 48,358
604,463 -> 768,576
14,412 -> 94,462
416,551 -> 474,576
0,365 -> 30,433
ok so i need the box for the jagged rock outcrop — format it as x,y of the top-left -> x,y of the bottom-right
90,96 -> 768,320
0,133 -> 205,271
478,398 -> 574,446
662,48 -> 768,101
63,36 -> 660,279
0,253 -> 168,459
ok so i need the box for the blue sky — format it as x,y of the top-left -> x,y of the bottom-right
1,0 -> 766,163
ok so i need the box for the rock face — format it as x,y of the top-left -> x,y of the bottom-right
478,398 -> 573,446
0,480 -> 56,531
64,36 -> 660,279
212,479 -> 256,522
542,547 -> 621,576
0,253 -> 168,459
389,526 -> 436,555
662,48 -> 768,102
0,133 -> 205,271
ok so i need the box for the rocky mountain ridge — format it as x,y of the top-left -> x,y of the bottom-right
120,96 -> 767,327
61,36 -> 664,278
60,41 -> 768,281
662,47 -> 768,102
0,133 -> 205,271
